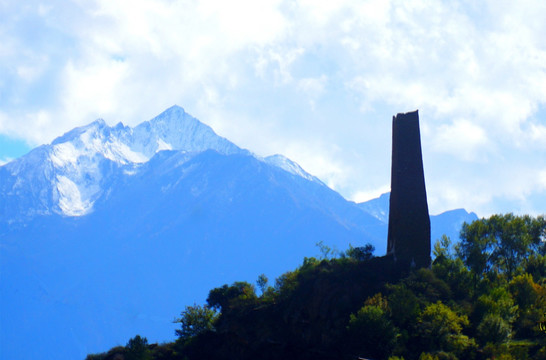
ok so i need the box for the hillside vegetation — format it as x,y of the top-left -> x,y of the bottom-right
87,214 -> 546,360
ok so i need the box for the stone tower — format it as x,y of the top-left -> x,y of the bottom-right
387,110 -> 431,268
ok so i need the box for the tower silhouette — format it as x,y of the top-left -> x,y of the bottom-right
387,110 -> 431,268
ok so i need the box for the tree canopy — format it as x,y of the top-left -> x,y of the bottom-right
88,214 -> 546,360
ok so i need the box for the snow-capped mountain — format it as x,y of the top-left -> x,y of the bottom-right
0,106 -> 476,360
1,106 -> 256,221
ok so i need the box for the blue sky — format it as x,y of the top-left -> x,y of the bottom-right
1,0 -> 545,216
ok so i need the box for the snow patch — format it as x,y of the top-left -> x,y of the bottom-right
50,143 -> 79,167
156,139 -> 173,152
56,175 -> 92,216
102,140 -> 148,164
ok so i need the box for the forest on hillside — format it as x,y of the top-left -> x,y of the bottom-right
87,214 -> 546,360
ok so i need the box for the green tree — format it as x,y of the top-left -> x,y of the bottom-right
418,352 -> 457,360
474,287 -> 518,324
523,253 -> 546,282
433,237 -> 473,300
509,273 -> 541,310
125,335 -> 151,360
476,314 -> 511,345
489,214 -> 541,277
387,284 -> 420,328
207,281 -> 257,311
525,214 -> 546,254
418,354 -> 439,360
274,270 -> 299,298
345,243 -> 375,261
433,235 -> 453,261
404,269 -> 451,304
458,214 -> 546,279
174,304 -> 219,341
256,273 -> 269,295
508,273 -> 546,338
458,219 -> 495,280
364,292 -> 389,312
316,240 -> 339,259
416,301 -> 474,356
347,305 -> 399,359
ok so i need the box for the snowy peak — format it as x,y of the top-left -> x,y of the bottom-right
0,105 -> 320,220
48,105 -> 243,166
41,119 -> 147,217
52,118 -> 108,146
129,105 -> 243,158
51,121 -> 146,166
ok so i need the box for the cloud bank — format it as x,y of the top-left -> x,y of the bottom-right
1,0 -> 545,216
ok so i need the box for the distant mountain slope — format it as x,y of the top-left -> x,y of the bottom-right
1,150 -> 381,360
356,192 -> 478,247
0,106 -> 476,360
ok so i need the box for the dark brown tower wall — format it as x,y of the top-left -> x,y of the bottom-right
387,110 -> 431,268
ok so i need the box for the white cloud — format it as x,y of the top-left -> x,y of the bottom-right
0,157 -> 12,166
1,0 -> 545,216
61,57 -> 129,119
431,119 -> 493,162
16,54 -> 49,82
527,123 -> 546,150
297,75 -> 327,109
298,75 -> 327,95
352,184 -> 391,204
539,170 -> 546,191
